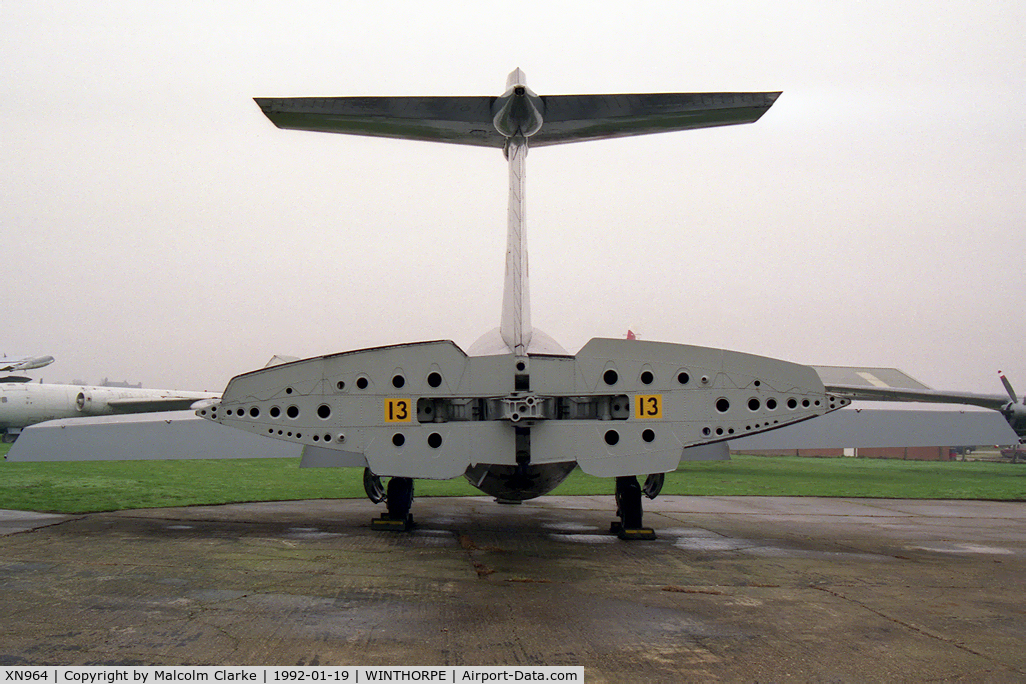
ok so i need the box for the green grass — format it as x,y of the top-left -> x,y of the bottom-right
2,441 -> 1024,514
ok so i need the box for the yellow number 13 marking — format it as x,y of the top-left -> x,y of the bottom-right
384,398 -> 411,422
635,394 -> 663,419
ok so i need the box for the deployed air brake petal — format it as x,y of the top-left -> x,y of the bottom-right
199,338 -> 848,482
534,339 -> 847,477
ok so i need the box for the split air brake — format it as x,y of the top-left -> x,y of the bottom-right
197,338 -> 848,479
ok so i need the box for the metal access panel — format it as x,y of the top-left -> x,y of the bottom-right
203,341 -> 522,479
531,339 -> 847,477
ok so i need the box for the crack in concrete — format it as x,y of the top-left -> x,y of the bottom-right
811,584 -> 1025,675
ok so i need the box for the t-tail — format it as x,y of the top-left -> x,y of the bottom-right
254,69 -> 781,361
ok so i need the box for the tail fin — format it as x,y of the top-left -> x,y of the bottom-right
255,71 -> 780,356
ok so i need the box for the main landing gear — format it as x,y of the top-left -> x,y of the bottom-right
610,475 -> 661,540
367,469 -> 416,531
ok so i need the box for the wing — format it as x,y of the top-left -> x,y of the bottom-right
107,396 -> 216,413
821,384 -> 1008,412
819,365 -> 1025,439
0,355 -> 54,372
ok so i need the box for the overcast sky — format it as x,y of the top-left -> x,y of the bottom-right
3,2 -> 1024,396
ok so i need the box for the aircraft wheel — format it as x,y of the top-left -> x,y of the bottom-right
642,473 -> 665,500
615,476 -> 643,530
386,477 -> 414,521
363,468 -> 386,504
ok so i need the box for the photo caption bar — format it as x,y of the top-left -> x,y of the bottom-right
3,667 -> 584,684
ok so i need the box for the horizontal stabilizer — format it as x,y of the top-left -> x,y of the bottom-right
531,92 -> 780,146
255,97 -> 503,147
254,92 -> 780,148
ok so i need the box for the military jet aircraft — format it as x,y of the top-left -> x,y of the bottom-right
1,381 -> 218,442
0,355 -> 54,374
197,70 -> 851,538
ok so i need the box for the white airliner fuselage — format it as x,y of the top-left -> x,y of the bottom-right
1,383 -> 218,442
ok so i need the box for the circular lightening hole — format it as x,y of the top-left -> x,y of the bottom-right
392,433 -> 405,447
226,409 -> 233,416
787,398 -> 798,409
642,429 -> 655,443
702,427 -> 711,436
392,374 -> 405,388
748,398 -> 760,411
678,372 -> 690,385
640,370 -> 654,385
427,372 -> 443,388
250,407 -> 260,418
296,433 -> 302,439
337,434 -> 345,443
604,430 -> 620,446
312,435 -> 319,442
754,380 -> 761,387
324,433 -> 331,442
516,361 -> 526,372
317,404 -> 331,419
285,387 -> 293,395
356,377 -> 369,390
716,398 -> 730,413
269,406 -> 281,418
336,381 -> 345,391
267,429 -> 273,434
603,369 -> 618,385
428,433 -> 443,449
766,398 -> 777,410
286,405 -> 299,419
715,427 -> 724,436
802,399 -> 810,408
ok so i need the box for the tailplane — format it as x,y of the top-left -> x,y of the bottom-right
255,70 -> 781,358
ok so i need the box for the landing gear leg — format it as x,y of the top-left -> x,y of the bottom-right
610,476 -> 656,540
371,476 -> 415,531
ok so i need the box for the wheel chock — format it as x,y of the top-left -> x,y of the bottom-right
371,514 -> 414,531
617,527 -> 656,541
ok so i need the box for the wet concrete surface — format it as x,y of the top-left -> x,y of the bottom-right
2,495 -> 1025,682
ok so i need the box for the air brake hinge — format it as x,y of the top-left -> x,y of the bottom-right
500,393 -> 550,424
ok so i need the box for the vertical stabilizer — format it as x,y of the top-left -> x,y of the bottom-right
500,136 -> 531,355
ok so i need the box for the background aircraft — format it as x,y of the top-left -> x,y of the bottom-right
197,70 -> 851,538
0,355 -> 54,374
1,382 -> 217,442
824,371 -> 1026,441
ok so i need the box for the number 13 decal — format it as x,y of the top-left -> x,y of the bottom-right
635,394 -> 663,419
384,398 -> 411,422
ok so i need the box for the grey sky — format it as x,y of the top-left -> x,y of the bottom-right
4,2 -> 1024,395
